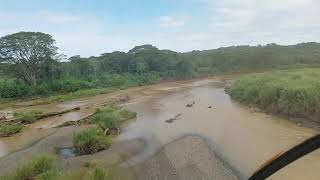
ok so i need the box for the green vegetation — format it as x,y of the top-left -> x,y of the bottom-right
84,160 -> 98,168
0,124 -> 23,137
73,128 -> 110,155
1,154 -> 110,180
228,68 -> 320,117
2,32 -> 320,103
0,110 -> 42,137
87,168 -> 107,180
0,79 -> 30,98
118,109 -> 137,121
3,154 -> 55,180
72,105 -> 136,155
13,110 -> 43,124
31,88 -> 115,105
90,105 -> 137,131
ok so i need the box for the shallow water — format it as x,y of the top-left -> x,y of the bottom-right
0,77 -> 319,179
57,147 -> 75,159
119,80 -> 319,179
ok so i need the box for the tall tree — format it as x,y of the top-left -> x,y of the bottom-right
0,32 -> 58,85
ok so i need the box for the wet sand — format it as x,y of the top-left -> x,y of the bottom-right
0,76 -> 319,179
132,135 -> 239,180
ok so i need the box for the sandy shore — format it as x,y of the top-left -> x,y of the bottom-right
132,135 -> 240,180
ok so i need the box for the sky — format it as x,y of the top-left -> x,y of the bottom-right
0,0 -> 319,57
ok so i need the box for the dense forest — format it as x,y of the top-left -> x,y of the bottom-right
1,31 -> 320,99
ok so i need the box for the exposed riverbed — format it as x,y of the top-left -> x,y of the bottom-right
0,77 -> 319,179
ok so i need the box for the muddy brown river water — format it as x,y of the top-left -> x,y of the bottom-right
0,77 -> 319,179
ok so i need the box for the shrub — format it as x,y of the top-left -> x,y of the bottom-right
90,106 -> 136,130
73,128 -> 110,155
90,106 -> 120,130
91,113 -> 120,130
0,124 -> 23,137
6,154 -> 55,180
46,79 -> 94,93
117,109 -> 137,121
96,106 -> 115,114
13,110 -> 43,124
0,79 -> 29,98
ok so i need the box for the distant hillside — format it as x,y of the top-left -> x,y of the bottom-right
182,42 -> 320,74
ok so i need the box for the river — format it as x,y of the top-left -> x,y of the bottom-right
0,77 -> 319,179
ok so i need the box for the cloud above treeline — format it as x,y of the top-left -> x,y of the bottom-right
0,0 -> 319,57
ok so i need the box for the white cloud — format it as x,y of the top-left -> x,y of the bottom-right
46,14 -> 81,24
1,0 -> 320,57
156,15 -> 187,28
210,0 -> 319,30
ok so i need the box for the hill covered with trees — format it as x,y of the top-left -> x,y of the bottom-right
1,31 -> 320,100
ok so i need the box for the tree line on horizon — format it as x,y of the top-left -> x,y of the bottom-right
1,31 -> 320,98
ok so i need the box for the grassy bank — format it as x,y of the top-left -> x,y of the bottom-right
0,73 -> 161,108
73,105 -> 137,155
1,154 -> 110,180
227,68 -> 320,119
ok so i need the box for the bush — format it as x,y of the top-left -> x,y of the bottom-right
90,106 -> 137,131
13,110 -> 43,124
0,124 -> 23,137
73,128 -> 110,155
46,79 -> 94,93
96,106 -> 115,114
91,113 -> 120,130
90,106 -> 120,130
118,109 -> 137,121
6,154 -> 55,180
0,79 -> 29,98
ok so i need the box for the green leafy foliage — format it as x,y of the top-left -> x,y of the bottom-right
73,128 -> 110,155
87,168 -> 107,180
13,110 -> 43,124
0,154 -> 112,180
117,109 -> 137,121
228,68 -> 320,116
90,105 -> 136,131
0,124 -> 23,137
0,32 -> 58,86
0,79 -> 29,98
2,31 -> 320,104
3,154 -> 55,180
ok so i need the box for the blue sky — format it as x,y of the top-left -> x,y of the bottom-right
1,0 -> 319,57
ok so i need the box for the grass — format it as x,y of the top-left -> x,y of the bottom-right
13,110 -> 43,124
84,160 -> 98,168
117,109 -> 137,121
73,105 -> 136,155
3,154 -> 56,180
73,128 -> 110,155
87,168 -> 107,180
90,105 -> 137,131
1,154 -> 111,180
227,68 -> 320,116
0,124 -> 23,137
32,88 -> 116,106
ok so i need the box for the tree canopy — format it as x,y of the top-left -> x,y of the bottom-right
1,31 -> 320,99
0,32 -> 58,85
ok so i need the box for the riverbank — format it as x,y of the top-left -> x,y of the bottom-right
227,68 -> 320,131
0,76 -> 319,179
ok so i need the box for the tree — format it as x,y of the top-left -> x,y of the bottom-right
135,58 -> 148,75
0,32 -> 58,85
